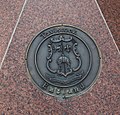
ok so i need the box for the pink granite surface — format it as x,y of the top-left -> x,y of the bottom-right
98,0 -> 120,49
0,0 -> 120,114
0,0 -> 24,63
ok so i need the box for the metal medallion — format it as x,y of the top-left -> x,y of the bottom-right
26,25 -> 101,99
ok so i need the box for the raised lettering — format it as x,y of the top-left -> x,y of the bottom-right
42,82 -> 49,90
67,88 -> 73,94
73,87 -> 79,93
48,86 -> 54,93
56,88 -> 61,95
79,83 -> 85,90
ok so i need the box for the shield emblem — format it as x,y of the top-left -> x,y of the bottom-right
46,35 -> 81,77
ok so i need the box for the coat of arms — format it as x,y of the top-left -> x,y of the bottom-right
46,35 -> 82,77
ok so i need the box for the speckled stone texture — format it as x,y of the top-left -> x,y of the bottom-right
0,0 -> 24,63
0,0 -> 120,114
98,0 -> 120,49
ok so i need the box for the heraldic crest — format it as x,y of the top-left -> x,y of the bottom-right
46,35 -> 82,77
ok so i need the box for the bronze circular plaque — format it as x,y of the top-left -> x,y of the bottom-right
26,25 -> 101,99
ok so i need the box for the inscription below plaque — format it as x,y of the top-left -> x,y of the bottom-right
26,25 -> 101,99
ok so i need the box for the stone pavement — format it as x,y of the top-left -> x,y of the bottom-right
97,0 -> 120,49
0,0 -> 120,114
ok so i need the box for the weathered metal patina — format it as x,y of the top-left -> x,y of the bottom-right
26,25 -> 101,99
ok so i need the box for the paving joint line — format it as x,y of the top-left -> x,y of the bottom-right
95,0 -> 120,54
0,0 -> 28,70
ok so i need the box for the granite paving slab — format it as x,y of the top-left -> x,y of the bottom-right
0,0 -> 25,64
97,0 -> 120,49
0,0 -> 120,114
